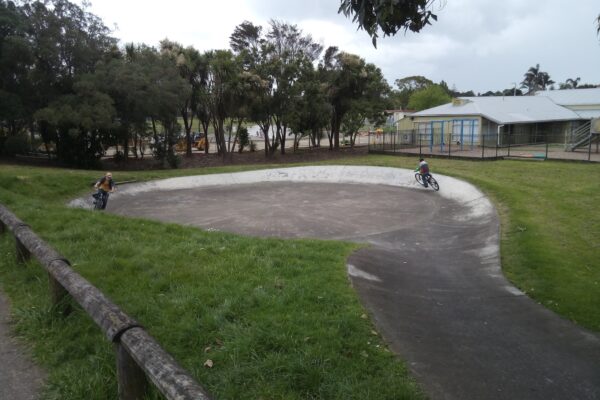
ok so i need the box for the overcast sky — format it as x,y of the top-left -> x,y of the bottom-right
78,0 -> 600,94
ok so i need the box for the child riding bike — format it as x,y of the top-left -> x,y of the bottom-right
415,158 -> 431,188
93,172 -> 115,210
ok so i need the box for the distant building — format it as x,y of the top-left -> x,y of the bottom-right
409,88 -> 600,150
385,109 -> 415,131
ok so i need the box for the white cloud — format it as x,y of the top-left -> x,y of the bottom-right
77,0 -> 600,92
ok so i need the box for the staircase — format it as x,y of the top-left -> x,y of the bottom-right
565,120 -> 592,151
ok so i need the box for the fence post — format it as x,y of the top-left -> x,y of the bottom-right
496,132 -> 499,159
48,272 -> 71,314
481,135 -> 485,159
0,220 -> 5,235
588,131 -> 593,162
47,259 -> 72,314
116,342 -> 149,400
15,236 -> 30,264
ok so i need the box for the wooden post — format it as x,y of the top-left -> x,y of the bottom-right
48,273 -> 71,315
15,236 -> 30,263
116,342 -> 148,400
120,327 -> 213,399
0,220 -> 5,235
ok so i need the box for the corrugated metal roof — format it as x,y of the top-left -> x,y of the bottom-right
574,110 -> 600,119
412,96 -> 583,124
536,88 -> 600,106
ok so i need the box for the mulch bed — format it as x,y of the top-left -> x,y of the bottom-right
1,146 -> 370,171
101,146 -> 370,171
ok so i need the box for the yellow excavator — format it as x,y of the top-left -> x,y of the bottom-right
174,136 -> 209,152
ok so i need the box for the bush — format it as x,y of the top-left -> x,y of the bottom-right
113,150 -> 126,163
238,127 -> 249,153
167,151 -> 181,169
2,135 -> 29,156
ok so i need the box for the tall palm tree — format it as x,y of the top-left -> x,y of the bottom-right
520,64 -> 554,94
566,77 -> 581,89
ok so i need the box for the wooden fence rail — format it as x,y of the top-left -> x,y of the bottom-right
0,203 -> 213,400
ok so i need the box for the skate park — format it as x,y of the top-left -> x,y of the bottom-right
95,165 -> 600,400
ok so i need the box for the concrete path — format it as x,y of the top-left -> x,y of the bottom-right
0,291 -> 46,400
93,166 -> 600,400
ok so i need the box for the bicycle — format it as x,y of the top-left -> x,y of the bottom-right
92,190 -> 106,210
415,173 -> 440,191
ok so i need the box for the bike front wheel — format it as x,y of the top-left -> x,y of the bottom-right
93,192 -> 104,210
415,173 -> 424,186
428,176 -> 440,191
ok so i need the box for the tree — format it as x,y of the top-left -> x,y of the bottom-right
559,77 -> 580,90
114,46 -> 190,167
193,52 -> 213,155
321,48 -> 389,149
287,66 -> 331,150
338,0 -> 439,47
35,76 -> 115,168
520,64 -> 554,95
393,75 -> 433,109
0,1 -> 33,139
230,21 -> 275,156
205,49 -> 243,156
160,40 -> 203,156
229,20 -> 323,156
407,84 -> 451,111
265,20 -> 323,154
20,0 -> 117,162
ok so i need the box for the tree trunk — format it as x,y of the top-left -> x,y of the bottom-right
132,132 -> 139,159
151,117 -> 162,163
123,125 -> 130,161
181,106 -> 194,157
279,124 -> 286,155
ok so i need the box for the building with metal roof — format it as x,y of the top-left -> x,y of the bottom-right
407,89 -> 599,151
536,88 -> 600,119
411,95 -> 583,125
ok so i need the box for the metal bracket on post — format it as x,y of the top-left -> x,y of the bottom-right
116,341 -> 149,400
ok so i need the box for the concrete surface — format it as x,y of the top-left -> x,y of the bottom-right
0,291 -> 46,400
75,165 -> 600,400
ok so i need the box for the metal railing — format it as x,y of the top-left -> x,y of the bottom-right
566,121 -> 592,151
0,203 -> 212,400
369,130 -> 600,162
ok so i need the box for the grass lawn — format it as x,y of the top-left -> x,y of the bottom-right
0,163 -> 422,399
0,156 -> 599,399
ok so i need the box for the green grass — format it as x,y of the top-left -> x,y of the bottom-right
1,157 -> 599,398
0,164 -> 422,399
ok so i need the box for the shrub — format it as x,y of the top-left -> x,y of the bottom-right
167,151 -> 181,168
2,135 -> 29,156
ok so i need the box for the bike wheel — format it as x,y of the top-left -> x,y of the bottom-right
93,192 -> 103,210
415,173 -> 424,186
429,176 -> 440,191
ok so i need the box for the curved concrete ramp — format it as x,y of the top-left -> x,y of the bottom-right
88,166 -> 599,400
